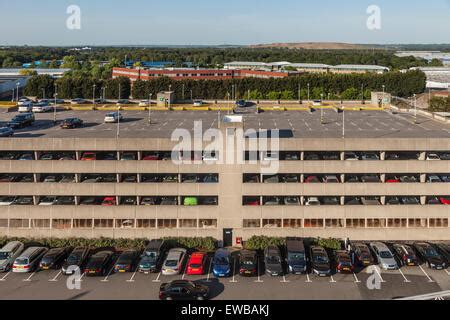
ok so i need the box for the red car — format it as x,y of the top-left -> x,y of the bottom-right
304,175 -> 320,183
334,250 -> 354,273
186,252 -> 207,275
386,177 -> 400,183
142,154 -> 159,160
81,152 -> 96,161
101,197 -> 116,206
440,197 -> 450,205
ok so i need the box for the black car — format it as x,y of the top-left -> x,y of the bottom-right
310,246 -> 331,276
84,250 -> 115,276
159,280 -> 209,300
62,247 -> 90,275
391,243 -> 419,266
12,196 -> 33,205
60,118 -> 83,129
413,242 -> 448,270
7,113 -> 35,129
433,243 -> 450,264
0,127 -> 14,137
264,246 -> 283,276
114,249 -> 141,273
350,242 -> 374,267
39,247 -> 72,270
239,250 -> 257,276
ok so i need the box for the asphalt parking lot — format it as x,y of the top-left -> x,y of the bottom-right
1,109 -> 449,139
0,254 -> 448,300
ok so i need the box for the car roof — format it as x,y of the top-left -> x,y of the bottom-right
0,241 -> 22,251
214,248 -> 230,257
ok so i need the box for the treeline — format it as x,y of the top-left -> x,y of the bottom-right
429,96 -> 450,112
24,70 -> 426,100
1,46 -> 441,70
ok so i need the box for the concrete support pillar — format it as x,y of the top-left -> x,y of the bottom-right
419,152 -> 426,160
420,196 -> 426,205
340,151 -> 345,161
76,151 -> 81,160
300,152 -> 304,161
300,174 -> 304,183
420,173 -> 426,183
380,151 -> 386,160
380,173 -> 386,183
34,173 -> 39,183
137,151 -> 142,160
340,196 -> 345,205
381,196 -> 386,205
340,173 -> 345,183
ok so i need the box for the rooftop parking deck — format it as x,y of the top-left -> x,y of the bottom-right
0,109 -> 449,139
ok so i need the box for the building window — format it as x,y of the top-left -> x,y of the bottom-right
179,219 -> 198,228
408,218 -> 427,228
283,219 -> 303,228
304,219 -> 324,228
31,219 -> 50,229
345,219 -> 365,228
367,218 -> 387,228
262,219 -> 282,228
94,219 -> 114,229
52,219 -> 71,229
243,219 -> 261,228
429,218 -> 448,228
136,219 -> 156,229
9,219 -> 29,228
387,218 -> 406,228
73,219 -> 92,229
325,219 -> 345,228
0,219 -> 8,228
199,219 -> 217,229
115,219 -> 134,229
157,219 -> 177,229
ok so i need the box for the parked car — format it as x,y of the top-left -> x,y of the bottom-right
0,127 -> 14,137
426,153 -> 441,161
391,243 -> 419,267
18,104 -> 33,113
400,197 -> 420,205
399,175 -> 417,183
304,175 -> 321,183
62,247 -> 90,275
428,175 -> 442,183
7,113 -> 35,129
323,175 -> 340,183
0,241 -> 24,272
80,152 -> 96,161
310,246 -> 331,276
361,197 -> 381,205
193,100 -> 203,107
104,112 -> 123,123
433,243 -> 450,264
350,242 -> 374,267
238,250 -> 257,276
183,197 -> 198,206
212,248 -> 232,277
116,99 -> 130,105
17,98 -> 32,106
284,196 -> 300,205
101,197 -> 116,206
344,152 -> 359,160
264,245 -> 283,276
138,240 -> 167,273
386,196 -> 400,205
305,197 -> 320,206
39,247 -> 72,270
84,250 -> 115,276
333,250 -> 354,273
186,252 -> 207,275
159,280 -> 209,300
18,153 -> 33,160
162,248 -> 187,276
439,197 -> 450,205
369,242 -> 398,270
160,197 -> 177,205
360,174 -> 380,183
0,196 -> 16,205
60,118 -> 83,129
12,247 -> 48,273
32,102 -> 52,113
114,249 -> 140,273
361,153 -> 379,160
413,242 -> 447,270
285,237 -> 307,274
12,196 -> 33,205
70,98 -> 86,105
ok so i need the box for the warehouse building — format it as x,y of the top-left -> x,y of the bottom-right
0,109 -> 448,244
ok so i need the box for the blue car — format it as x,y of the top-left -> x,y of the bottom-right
212,248 -> 232,277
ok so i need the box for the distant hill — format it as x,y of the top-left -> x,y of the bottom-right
249,42 -> 376,50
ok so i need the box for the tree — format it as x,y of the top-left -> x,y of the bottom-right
61,55 -> 79,69
19,69 -> 38,76
23,75 -> 55,98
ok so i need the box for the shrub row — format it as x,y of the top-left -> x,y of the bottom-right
243,236 -> 342,251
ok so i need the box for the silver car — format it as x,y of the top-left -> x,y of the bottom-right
161,248 -> 187,275
0,241 -> 24,272
369,242 -> 398,270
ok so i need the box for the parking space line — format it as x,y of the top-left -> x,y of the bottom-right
76,272 -> 85,282
126,270 -> 137,282
374,267 -> 386,283
445,269 -> 450,276
329,275 -> 336,283
305,273 -> 312,283
0,272 -> 11,281
229,258 -> 237,283
254,259 -> 263,283
281,275 -> 290,283
101,266 -> 115,282
181,255 -> 189,280
418,265 -> 435,282
398,268 -> 411,283
23,272 -> 36,282
152,272 -> 161,283
49,270 -> 62,282
206,259 -> 212,282
353,272 -> 361,283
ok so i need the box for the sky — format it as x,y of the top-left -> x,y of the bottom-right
1,0 -> 450,46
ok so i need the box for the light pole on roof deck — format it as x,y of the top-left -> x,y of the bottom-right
382,85 -> 385,108
148,93 -> 152,124
16,82 -> 20,102
53,83 -> 58,124
414,93 -> 418,124
320,93 -> 324,124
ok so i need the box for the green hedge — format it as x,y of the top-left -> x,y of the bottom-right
243,236 -> 286,250
0,236 -> 217,251
314,237 -> 342,250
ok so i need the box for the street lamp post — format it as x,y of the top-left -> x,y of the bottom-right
148,93 -> 152,124
16,82 -> 20,102
382,85 -> 386,108
298,83 -> 301,104
92,84 -> 96,109
361,84 -> 365,104
117,106 -> 121,138
42,88 -> 45,100
182,84 -> 185,101
227,92 -> 230,115
53,83 -> 58,124
190,90 -> 193,101
307,83 -> 310,103
320,93 -> 324,124
414,93 -> 418,124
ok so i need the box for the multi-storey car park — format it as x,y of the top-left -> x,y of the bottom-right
0,108 -> 449,244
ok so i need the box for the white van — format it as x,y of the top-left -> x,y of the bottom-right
0,241 -> 24,272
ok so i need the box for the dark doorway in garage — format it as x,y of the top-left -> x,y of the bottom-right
223,228 -> 233,247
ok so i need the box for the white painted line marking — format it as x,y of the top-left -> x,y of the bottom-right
49,270 -> 62,282
152,272 -> 162,283
444,269 -> 450,276
398,268 -> 411,283
23,272 -> 36,282
0,272 -> 11,281
281,275 -> 290,283
75,272 -> 85,282
305,272 -> 312,283
229,258 -> 237,283
206,259 -> 212,282
254,259 -> 263,283
374,266 -> 386,283
126,271 -> 137,282
353,272 -> 361,283
419,265 -> 435,283
330,275 -> 336,283
181,255 -> 190,280
101,265 -> 115,282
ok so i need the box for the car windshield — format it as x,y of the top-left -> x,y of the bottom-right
314,255 -> 329,263
0,252 -> 10,260
190,263 -> 202,268
15,258 -> 28,265
214,256 -> 229,265
67,254 -> 80,264
288,253 -> 305,261
379,251 -> 393,259
165,260 -> 178,267
424,248 -> 440,257
267,255 -> 280,264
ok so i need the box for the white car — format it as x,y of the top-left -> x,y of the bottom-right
32,103 -> 52,113
138,100 -> 149,107
161,248 -> 187,275
104,112 -> 123,123
193,100 -> 203,107
305,197 -> 321,206
18,104 -> 33,112
0,196 -> 16,206
312,100 -> 322,106
426,153 -> 441,161
17,98 -> 31,106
